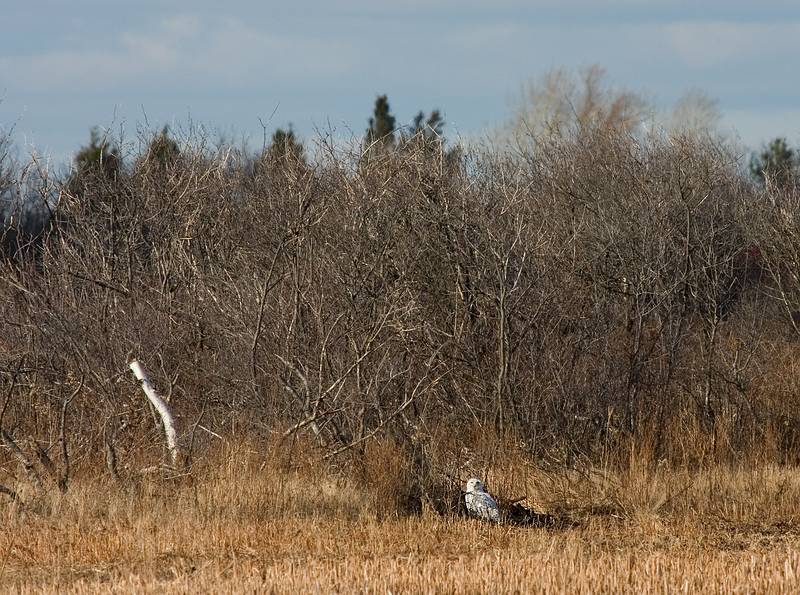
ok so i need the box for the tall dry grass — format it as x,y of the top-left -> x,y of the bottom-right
2,443 -> 800,592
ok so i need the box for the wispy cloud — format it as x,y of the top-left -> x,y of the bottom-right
664,21 -> 800,69
2,1 -> 800,161
0,15 -> 360,91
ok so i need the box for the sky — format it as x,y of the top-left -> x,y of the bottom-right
2,0 -> 800,165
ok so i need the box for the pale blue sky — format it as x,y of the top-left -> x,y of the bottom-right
2,0 -> 800,164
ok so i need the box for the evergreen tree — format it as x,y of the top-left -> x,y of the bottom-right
143,126 -> 181,170
410,110 -> 444,140
66,128 -> 121,201
73,127 -> 120,181
750,137 -> 797,189
405,110 -> 445,148
366,95 -> 396,148
266,126 -> 305,164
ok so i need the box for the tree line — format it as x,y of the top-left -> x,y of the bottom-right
1,68 -> 800,501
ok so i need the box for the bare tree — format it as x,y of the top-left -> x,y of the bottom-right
0,118 -> 794,495
506,65 -> 651,143
668,89 -> 722,137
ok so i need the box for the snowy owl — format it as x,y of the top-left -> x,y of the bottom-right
464,478 -> 501,522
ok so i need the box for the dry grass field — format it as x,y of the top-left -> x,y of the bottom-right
5,126 -> 800,592
2,443 -> 800,594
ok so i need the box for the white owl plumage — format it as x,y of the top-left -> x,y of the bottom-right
464,477 -> 501,522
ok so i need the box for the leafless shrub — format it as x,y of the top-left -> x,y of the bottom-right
0,122 -> 797,506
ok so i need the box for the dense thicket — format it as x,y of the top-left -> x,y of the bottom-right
2,127 -> 800,484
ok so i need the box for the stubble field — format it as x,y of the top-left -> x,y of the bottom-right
3,445 -> 800,594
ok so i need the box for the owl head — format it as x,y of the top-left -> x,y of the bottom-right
465,477 -> 486,494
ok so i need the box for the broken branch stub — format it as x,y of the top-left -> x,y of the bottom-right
128,359 -> 181,467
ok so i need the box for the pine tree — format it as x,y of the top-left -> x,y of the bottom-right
750,137 -> 797,189
410,110 -> 444,140
406,110 -> 445,147
266,126 -> 305,164
73,127 -> 120,181
366,95 -> 397,148
143,126 -> 180,170
66,128 -> 121,200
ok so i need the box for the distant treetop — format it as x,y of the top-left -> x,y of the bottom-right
73,127 -> 120,180
749,137 -> 798,190
266,125 -> 305,164
366,95 -> 397,149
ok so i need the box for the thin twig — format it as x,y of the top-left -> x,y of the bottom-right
0,357 -> 24,429
58,375 -> 83,492
186,397 -> 207,466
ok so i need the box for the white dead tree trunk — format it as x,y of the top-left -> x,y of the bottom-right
128,358 -> 181,467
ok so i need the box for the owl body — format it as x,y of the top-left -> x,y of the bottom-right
464,478 -> 501,522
